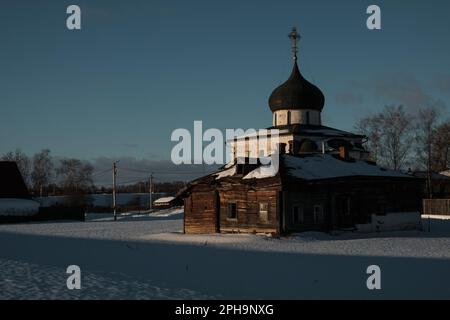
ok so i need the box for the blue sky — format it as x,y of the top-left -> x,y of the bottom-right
1,0 -> 450,163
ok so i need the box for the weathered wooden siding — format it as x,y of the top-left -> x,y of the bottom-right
184,190 -> 218,234
283,177 -> 424,232
182,169 -> 424,235
219,186 -> 279,234
423,199 -> 450,215
283,190 -> 329,232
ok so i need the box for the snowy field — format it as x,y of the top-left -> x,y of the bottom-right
1,209 -> 450,299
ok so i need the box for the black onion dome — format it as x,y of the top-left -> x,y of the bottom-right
269,61 -> 325,112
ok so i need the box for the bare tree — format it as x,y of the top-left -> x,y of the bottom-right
56,159 -> 94,194
31,149 -> 53,197
356,105 -> 414,170
355,115 -> 382,163
432,121 -> 450,172
414,107 -> 439,198
380,105 -> 415,170
1,149 -> 31,187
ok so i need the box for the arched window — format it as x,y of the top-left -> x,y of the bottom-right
274,113 -> 277,126
306,111 -> 310,125
287,111 -> 291,125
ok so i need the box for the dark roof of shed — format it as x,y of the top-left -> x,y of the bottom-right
0,161 -> 31,198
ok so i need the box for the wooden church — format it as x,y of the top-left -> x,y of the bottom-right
179,28 -> 423,235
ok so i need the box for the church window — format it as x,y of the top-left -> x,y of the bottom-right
292,204 -> 304,224
313,204 -> 324,224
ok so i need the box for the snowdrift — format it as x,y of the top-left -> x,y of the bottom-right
356,212 -> 422,232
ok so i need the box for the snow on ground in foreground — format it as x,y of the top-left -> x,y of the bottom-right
0,258 -> 214,300
1,212 -> 450,299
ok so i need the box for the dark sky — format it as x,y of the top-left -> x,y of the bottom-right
1,0 -> 450,164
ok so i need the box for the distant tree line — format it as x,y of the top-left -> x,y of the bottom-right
1,149 -> 94,196
1,149 -> 187,197
116,181 -> 186,195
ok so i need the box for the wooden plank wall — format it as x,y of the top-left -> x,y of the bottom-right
219,187 -> 279,234
423,199 -> 450,216
184,191 -> 218,234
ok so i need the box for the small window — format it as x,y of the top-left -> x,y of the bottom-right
274,113 -> 277,126
259,202 -> 269,222
292,205 -> 304,224
287,111 -> 291,125
306,111 -> 310,125
313,204 -> 324,224
227,202 -> 237,219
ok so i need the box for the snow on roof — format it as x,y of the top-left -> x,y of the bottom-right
284,154 -> 411,180
243,164 -> 278,180
224,161 -> 235,169
215,166 -> 236,180
153,196 -> 176,204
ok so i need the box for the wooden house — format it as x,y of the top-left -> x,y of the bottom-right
179,28 -> 424,235
153,196 -> 183,208
180,152 -> 423,235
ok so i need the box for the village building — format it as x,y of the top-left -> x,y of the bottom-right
0,161 -> 40,221
412,171 -> 450,199
179,28 -> 424,235
153,196 -> 183,209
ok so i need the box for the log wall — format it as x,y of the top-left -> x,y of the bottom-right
423,199 -> 450,216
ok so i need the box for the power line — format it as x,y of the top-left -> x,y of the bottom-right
115,177 -> 149,185
118,166 -> 218,175
91,168 -> 112,177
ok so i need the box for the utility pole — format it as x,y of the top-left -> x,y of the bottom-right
149,173 -> 153,212
112,161 -> 118,221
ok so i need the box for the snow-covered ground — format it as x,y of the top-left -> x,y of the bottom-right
36,193 -> 166,208
1,210 -> 450,299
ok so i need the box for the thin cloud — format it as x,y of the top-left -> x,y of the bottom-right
91,156 -> 220,185
351,74 -> 446,110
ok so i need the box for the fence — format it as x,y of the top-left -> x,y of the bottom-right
423,199 -> 450,216
36,206 -> 85,221
0,206 -> 85,224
